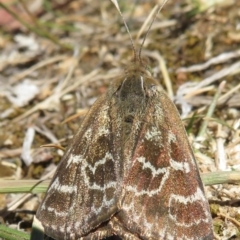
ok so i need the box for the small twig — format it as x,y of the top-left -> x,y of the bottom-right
41,144 -> 65,152
34,125 -> 59,143
7,194 -> 32,211
144,50 -> 173,99
177,61 -> 240,98
216,124 -> 227,171
218,213 -> 240,228
11,55 -> 68,83
136,5 -> 158,42
218,81 -> 240,105
198,81 -> 226,137
194,61 -> 240,90
177,49 -> 240,73
0,148 -> 22,158
21,127 -> 35,166
189,81 -> 240,115
61,109 -> 89,124
184,86 -> 214,99
204,32 -> 214,59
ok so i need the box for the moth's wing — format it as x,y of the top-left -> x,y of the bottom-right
36,94 -> 120,240
119,88 -> 213,239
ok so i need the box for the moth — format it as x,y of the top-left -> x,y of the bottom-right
35,1 -> 213,239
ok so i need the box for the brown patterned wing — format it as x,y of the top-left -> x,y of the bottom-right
36,94 -> 121,240
118,86 -> 213,239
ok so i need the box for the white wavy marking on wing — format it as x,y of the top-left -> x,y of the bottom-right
124,157 -> 170,196
95,125 -> 110,136
126,170 -> 170,197
168,131 -> 177,144
46,207 -> 68,217
169,186 -> 205,205
41,177 -> 77,215
169,187 -> 210,226
81,152 -> 116,187
48,177 -> 77,194
86,152 -> 114,174
78,151 -> 117,215
145,127 -> 162,142
89,181 -> 116,191
66,154 -> 84,168
137,156 -> 168,177
67,151 -> 113,173
90,193 -> 116,215
126,156 -> 191,197
65,151 -> 116,190
170,158 -> 190,173
83,127 -> 93,140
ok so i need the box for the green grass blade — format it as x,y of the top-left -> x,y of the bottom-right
0,224 -> 30,240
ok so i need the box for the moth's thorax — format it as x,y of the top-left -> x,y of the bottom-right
118,62 -> 159,101
112,62 -> 160,146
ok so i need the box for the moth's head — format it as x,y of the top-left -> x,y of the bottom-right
125,56 -> 152,77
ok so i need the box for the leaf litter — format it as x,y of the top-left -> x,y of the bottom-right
0,0 -> 240,239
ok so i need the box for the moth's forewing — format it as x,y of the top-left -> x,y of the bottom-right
36,94 -> 121,239
110,63 -> 213,239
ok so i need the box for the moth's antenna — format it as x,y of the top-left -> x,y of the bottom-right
139,0 -> 169,62
111,0 -> 137,61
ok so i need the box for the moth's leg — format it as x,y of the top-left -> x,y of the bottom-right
80,224 -> 115,240
109,216 -> 140,240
